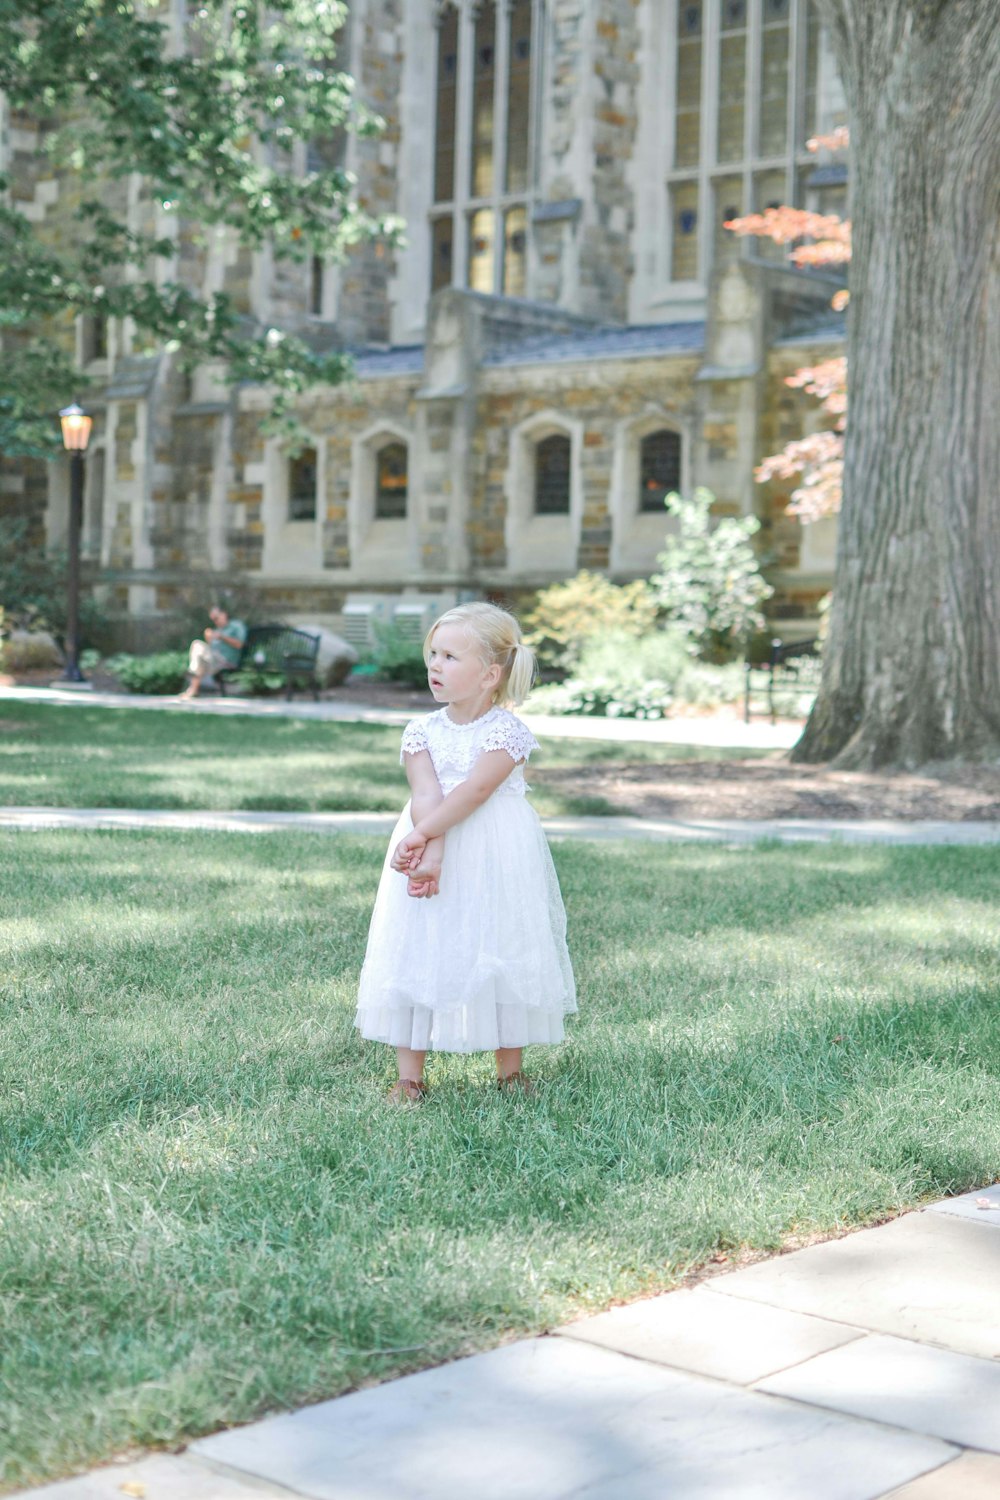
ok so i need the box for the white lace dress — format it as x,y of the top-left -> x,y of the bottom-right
354,705 -> 577,1053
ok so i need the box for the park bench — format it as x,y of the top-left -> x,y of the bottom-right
743,636 -> 820,723
217,624 -> 322,701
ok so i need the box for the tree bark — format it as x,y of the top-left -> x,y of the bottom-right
794,0 -> 1000,767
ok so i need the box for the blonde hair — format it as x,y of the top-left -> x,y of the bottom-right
424,601 -> 536,707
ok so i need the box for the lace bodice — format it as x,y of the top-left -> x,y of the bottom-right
400,706 -> 539,796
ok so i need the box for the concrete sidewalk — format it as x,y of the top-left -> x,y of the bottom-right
5,804 -> 1000,845
0,683 -> 803,750
21,1185 -> 1000,1500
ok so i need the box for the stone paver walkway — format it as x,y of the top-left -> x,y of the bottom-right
20,1186 -> 1000,1500
5,804 -> 1000,845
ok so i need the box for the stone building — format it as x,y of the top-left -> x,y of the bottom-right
7,0 -> 848,646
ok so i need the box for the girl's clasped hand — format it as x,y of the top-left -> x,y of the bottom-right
391,829 -> 440,898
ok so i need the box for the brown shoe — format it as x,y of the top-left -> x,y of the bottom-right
388,1078 -> 427,1105
497,1071 -> 536,1096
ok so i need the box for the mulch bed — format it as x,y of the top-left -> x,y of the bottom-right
532,755 -> 1000,823
5,669 -> 1000,822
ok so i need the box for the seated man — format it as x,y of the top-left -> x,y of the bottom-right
181,604 -> 246,699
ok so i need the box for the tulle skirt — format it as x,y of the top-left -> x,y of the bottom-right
355,794 -> 576,1053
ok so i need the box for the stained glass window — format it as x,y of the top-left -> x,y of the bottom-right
674,1 -> 702,170
759,7 -> 791,156
470,2 -> 496,197
714,176 -> 744,261
432,0 -> 534,296
431,217 -> 453,293
639,431 -> 682,513
503,206 -> 527,297
506,0 -> 532,193
717,2 -> 748,165
671,181 -> 700,280
468,209 -> 495,294
434,5 -> 459,204
375,443 -> 408,520
534,434 -> 571,515
289,448 -> 318,522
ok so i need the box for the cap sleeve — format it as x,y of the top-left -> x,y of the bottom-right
480,711 -> 539,764
399,716 -> 430,763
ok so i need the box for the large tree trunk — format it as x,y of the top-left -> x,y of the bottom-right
794,0 -> 1000,767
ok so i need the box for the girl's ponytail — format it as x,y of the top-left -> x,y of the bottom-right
503,639 -> 536,707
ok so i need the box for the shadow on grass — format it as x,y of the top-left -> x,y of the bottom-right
3,830 -> 1000,1485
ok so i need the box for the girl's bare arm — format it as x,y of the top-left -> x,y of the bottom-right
393,750 -> 520,868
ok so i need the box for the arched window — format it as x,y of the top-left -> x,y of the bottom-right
431,0 -> 534,297
288,447 -> 318,521
639,431 -> 682,513
375,442 -> 408,519
534,434 -> 571,515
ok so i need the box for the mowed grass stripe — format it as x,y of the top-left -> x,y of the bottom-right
1,831 -> 998,1489
0,701 -> 763,817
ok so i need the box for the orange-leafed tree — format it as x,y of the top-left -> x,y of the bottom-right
728,128 -> 850,523
741,4 -> 999,768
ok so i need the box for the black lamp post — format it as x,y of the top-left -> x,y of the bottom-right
58,402 -> 93,684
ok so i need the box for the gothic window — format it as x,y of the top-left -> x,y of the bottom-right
670,181 -> 700,281
435,4 -> 459,203
639,431 -> 682,514
470,3 -> 496,198
714,175 -> 744,262
753,168 -> 788,260
503,206 -> 527,296
673,2 -> 703,171
80,312 -> 108,365
666,0 -> 832,287
309,255 -> 324,316
534,434 -> 571,516
505,0 -> 532,192
375,442 -> 408,520
717,0 -> 748,165
288,447 -> 318,522
759,0 -> 791,156
431,0 -> 535,297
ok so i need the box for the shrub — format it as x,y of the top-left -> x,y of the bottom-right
0,516 -> 105,647
526,629 -> 743,719
650,488 -> 772,660
521,571 -> 658,674
230,664 -> 285,696
105,651 -> 189,695
370,621 -> 428,688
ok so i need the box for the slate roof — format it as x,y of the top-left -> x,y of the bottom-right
353,345 -> 426,378
775,309 -> 847,345
483,321 -> 706,367
350,323 -> 706,380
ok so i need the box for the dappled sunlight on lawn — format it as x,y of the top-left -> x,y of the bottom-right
3,828 -> 1000,1488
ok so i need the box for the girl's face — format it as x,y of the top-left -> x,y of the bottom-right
426,623 -> 499,712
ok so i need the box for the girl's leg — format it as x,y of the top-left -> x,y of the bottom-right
395,1046 -> 427,1086
495,1047 -> 523,1081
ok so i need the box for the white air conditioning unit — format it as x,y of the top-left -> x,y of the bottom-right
392,601 -> 434,642
341,594 -> 394,650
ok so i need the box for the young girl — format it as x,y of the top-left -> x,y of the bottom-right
354,602 -> 576,1101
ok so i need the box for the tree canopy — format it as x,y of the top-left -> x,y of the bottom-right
0,0 -> 402,457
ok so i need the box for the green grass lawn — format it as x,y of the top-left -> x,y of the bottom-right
0,702 -> 764,817
2,828 -> 999,1490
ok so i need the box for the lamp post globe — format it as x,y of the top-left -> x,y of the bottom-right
58,403 -> 93,685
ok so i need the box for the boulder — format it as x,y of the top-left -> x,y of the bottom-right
295,625 -> 359,688
1,629 -> 62,671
